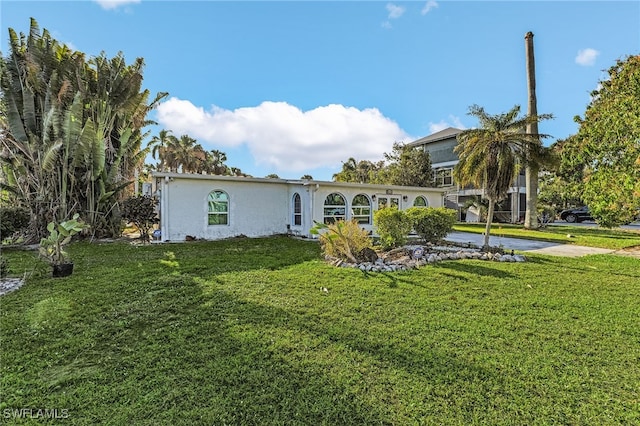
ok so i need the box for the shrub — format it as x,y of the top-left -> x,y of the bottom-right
373,207 -> 413,250
310,219 -> 373,263
406,207 -> 457,243
122,196 -> 159,243
38,214 -> 87,266
0,255 -> 8,278
0,207 -> 29,241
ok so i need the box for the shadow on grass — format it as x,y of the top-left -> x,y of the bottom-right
361,270 -> 422,288
4,273 -> 389,424
3,266 -> 500,424
434,261 -> 516,279
70,235 -> 323,275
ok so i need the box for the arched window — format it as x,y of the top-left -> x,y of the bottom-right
208,190 -> 229,225
351,194 -> 371,224
413,196 -> 428,207
323,193 -> 346,224
292,193 -> 302,226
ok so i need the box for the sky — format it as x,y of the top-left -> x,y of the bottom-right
2,1 -> 639,181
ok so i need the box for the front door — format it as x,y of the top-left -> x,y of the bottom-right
377,195 -> 401,210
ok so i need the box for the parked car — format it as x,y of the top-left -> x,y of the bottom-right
559,206 -> 594,223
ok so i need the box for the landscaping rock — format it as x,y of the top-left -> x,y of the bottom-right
324,241 -> 528,272
0,278 -> 25,296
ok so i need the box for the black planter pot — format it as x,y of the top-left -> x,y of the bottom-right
52,262 -> 74,278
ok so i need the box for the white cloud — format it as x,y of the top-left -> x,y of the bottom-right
156,98 -> 411,173
381,21 -> 393,30
421,1 -> 439,15
428,115 -> 466,133
575,48 -> 600,66
94,0 -> 140,10
386,3 -> 406,19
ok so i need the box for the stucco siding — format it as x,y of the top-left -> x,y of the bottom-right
161,178 -> 289,241
154,173 -> 446,241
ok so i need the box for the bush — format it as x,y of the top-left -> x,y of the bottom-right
310,219 -> 373,263
373,207 -> 413,250
0,207 -> 29,241
0,255 -> 8,278
406,207 -> 457,243
122,196 -> 159,243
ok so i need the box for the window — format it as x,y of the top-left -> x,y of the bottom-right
351,194 -> 371,224
413,196 -> 428,207
292,193 -> 302,226
324,193 -> 346,224
434,168 -> 454,187
207,190 -> 228,225
377,196 -> 399,209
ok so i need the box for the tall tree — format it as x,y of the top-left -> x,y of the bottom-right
567,55 -> 640,227
381,141 -> 433,187
453,105 -> 551,248
332,157 -> 385,184
538,136 -> 586,210
524,31 -> 542,229
0,18 -> 167,240
333,157 -> 358,182
148,129 -> 174,172
203,149 -> 229,175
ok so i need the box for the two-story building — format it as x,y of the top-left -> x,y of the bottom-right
407,127 -> 526,223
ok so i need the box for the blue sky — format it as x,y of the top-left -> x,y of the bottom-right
2,1 -> 639,180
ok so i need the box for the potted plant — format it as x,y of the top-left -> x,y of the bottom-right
39,214 -> 86,278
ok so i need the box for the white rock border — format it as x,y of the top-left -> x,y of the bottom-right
326,243 -> 526,273
0,277 -> 26,296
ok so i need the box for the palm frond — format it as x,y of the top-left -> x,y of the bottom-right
42,141 -> 62,171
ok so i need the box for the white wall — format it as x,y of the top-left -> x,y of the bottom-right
309,182 -> 444,236
161,176 -> 290,241
156,174 -> 446,241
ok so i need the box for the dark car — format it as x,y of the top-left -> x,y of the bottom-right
559,206 -> 594,223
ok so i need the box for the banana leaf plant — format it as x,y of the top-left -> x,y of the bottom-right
39,214 -> 86,277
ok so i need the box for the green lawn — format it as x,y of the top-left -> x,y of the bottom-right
453,222 -> 640,250
1,236 -> 639,424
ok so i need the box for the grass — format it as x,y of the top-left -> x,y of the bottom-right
1,236 -> 639,424
453,222 -> 640,250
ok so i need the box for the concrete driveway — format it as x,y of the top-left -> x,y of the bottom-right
445,231 -> 614,257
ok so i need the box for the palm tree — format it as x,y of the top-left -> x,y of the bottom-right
333,157 -> 358,182
454,104 -> 551,249
203,149 -> 229,175
524,31 -> 541,229
229,167 -> 248,177
162,134 -> 198,173
148,129 -> 174,172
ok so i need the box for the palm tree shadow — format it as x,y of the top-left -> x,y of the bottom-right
362,270 -> 425,288
435,261 -> 516,279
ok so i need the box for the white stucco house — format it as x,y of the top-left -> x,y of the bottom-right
151,172 -> 446,242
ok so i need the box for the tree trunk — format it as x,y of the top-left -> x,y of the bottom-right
524,31 -> 540,229
483,198 -> 495,249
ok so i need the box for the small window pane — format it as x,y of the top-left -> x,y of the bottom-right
324,193 -> 346,224
208,214 -> 228,225
324,193 -> 346,206
352,194 -> 371,224
413,196 -> 428,207
293,193 -> 302,226
208,190 -> 229,226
